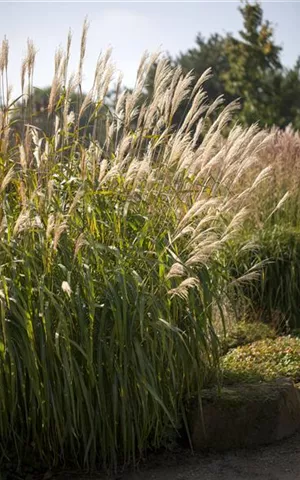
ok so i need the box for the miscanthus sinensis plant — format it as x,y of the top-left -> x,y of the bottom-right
224,127 -> 300,330
0,23 -> 275,470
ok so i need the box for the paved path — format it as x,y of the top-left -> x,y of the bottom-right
56,432 -> 300,480
120,433 -> 300,480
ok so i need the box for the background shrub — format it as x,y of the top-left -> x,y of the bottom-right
227,227 -> 300,331
220,320 -> 275,353
222,128 -> 300,332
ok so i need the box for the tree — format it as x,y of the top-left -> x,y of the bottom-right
157,0 -> 300,129
175,33 -> 234,103
222,1 -> 283,126
276,59 -> 300,129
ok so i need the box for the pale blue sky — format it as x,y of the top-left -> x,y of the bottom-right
1,1 -> 300,96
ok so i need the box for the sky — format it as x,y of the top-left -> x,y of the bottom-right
1,1 -> 300,96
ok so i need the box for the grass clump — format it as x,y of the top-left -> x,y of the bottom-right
227,226 -> 300,331
0,26 -> 277,471
224,128 -> 300,332
222,336 -> 300,384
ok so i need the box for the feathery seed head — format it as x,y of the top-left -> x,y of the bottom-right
61,281 -> 72,297
0,36 -> 9,73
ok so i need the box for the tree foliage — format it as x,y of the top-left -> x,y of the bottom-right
176,33 -> 233,103
222,2 -> 282,125
163,1 -> 300,128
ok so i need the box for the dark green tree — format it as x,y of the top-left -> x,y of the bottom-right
175,33 -> 234,103
276,59 -> 300,129
151,1 -> 300,129
222,1 -> 283,125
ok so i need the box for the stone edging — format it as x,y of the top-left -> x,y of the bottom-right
187,377 -> 300,451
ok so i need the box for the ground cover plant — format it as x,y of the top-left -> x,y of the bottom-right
0,25 -> 280,472
222,336 -> 300,384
